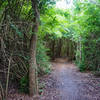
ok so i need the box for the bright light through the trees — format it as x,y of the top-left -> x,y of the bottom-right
56,0 -> 73,9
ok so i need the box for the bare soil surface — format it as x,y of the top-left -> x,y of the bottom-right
40,58 -> 100,100
7,58 -> 100,100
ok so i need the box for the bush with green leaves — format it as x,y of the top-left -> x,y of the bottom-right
19,75 -> 29,93
36,40 -> 51,75
69,0 -> 100,71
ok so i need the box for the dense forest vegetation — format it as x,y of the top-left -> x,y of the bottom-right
0,0 -> 100,99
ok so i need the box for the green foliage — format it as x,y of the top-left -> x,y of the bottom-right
19,75 -> 29,93
36,40 -> 51,75
68,0 -> 100,71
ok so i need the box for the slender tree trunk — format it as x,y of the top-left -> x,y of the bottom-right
79,37 -> 82,61
52,40 -> 55,60
29,0 -> 39,96
57,39 -> 62,57
67,39 -> 69,57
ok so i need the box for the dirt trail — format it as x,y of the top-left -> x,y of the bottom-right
41,58 -> 100,100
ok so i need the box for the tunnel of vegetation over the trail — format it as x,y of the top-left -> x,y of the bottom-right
45,36 -> 76,60
0,0 -> 100,99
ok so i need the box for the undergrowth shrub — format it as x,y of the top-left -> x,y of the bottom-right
76,34 -> 100,72
74,2 -> 100,72
19,75 -> 29,93
36,40 -> 51,76
84,34 -> 100,71
77,60 -> 86,72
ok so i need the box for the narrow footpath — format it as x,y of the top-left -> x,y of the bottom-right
41,58 -> 100,100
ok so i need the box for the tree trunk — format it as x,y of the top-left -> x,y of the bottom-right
52,40 -> 55,60
57,39 -> 62,57
29,0 -> 39,96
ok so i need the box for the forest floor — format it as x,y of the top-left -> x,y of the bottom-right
7,58 -> 100,100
